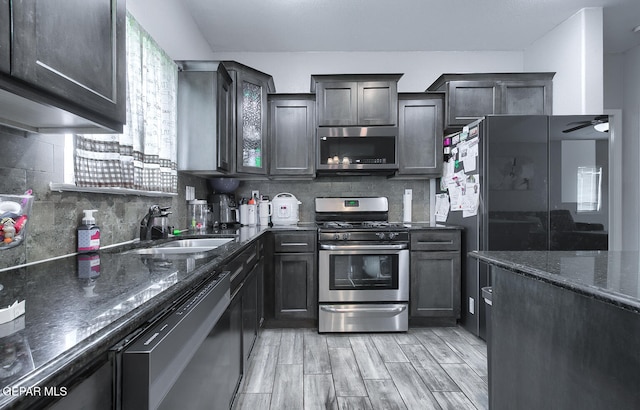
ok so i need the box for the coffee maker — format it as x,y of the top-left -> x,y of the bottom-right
209,193 -> 238,228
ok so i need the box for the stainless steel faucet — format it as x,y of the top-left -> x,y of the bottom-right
140,205 -> 172,240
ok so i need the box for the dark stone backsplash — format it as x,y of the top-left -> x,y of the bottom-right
0,127 -> 208,270
0,126 -> 431,270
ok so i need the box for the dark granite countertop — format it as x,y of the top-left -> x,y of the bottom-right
470,251 -> 640,314
0,221 -> 462,408
0,226 -> 271,409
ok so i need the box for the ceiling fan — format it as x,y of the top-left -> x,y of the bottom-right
562,115 -> 609,133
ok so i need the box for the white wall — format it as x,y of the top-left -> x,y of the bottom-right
524,8 -> 604,115
620,45 -> 640,251
127,0 -> 215,59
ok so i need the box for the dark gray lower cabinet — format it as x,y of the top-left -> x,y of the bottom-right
272,231 -> 317,320
48,361 -> 112,410
274,253 -> 316,319
409,230 -> 461,320
410,251 -> 461,318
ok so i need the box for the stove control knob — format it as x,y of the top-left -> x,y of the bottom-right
333,233 -> 341,240
388,232 -> 398,240
376,232 -> 387,240
342,233 -> 350,240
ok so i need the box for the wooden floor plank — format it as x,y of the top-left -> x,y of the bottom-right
232,393 -> 271,410
278,328 -> 304,365
363,379 -> 407,410
444,338 -> 488,377
349,336 -> 391,380
371,335 -> 409,363
413,329 -> 464,364
337,396 -> 374,410
432,391 -> 478,410
386,362 -> 441,410
242,344 -> 279,393
326,334 -> 352,348
304,331 -> 332,374
399,343 -> 460,392
304,374 -> 338,410
441,363 -> 489,410
394,333 -> 421,345
271,364 -> 304,409
259,328 -> 283,346
329,347 -> 367,396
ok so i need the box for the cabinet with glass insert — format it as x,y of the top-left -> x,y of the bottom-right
223,61 -> 276,175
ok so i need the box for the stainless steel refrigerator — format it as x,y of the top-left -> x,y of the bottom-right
442,115 -> 610,338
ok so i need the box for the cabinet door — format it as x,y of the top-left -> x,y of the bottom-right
11,0 -> 125,127
235,70 -> 268,174
0,0 -> 8,74
500,80 -> 552,115
446,81 -> 499,128
317,81 -> 358,126
397,96 -> 443,175
274,253 -> 317,319
217,69 -> 234,172
410,251 -> 461,318
358,81 -> 398,126
242,264 -> 258,364
269,97 -> 315,176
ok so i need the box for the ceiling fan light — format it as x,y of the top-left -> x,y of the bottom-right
594,122 -> 609,132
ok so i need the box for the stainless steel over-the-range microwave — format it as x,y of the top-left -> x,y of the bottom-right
316,126 -> 398,174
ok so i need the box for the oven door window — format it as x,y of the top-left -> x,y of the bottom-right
329,254 -> 399,290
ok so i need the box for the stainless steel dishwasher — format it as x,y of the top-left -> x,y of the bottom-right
115,271 -> 233,410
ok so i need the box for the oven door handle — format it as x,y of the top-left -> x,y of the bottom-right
320,305 -> 407,314
319,243 -> 408,251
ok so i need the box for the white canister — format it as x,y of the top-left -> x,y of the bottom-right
258,199 -> 273,226
240,203 -> 257,226
271,193 -> 302,226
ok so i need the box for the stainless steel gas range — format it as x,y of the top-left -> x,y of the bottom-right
316,197 -> 409,333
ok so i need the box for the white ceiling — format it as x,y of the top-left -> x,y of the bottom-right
176,0 -> 640,54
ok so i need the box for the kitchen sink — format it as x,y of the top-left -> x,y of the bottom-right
126,237 -> 234,255
155,238 -> 234,248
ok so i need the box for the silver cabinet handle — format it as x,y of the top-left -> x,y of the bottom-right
320,305 -> 407,314
281,242 -> 309,247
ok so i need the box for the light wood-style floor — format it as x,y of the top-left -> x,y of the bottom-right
233,326 -> 488,410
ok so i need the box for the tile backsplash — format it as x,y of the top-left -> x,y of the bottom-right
234,177 -> 431,224
0,125 -> 433,270
0,126 -> 208,270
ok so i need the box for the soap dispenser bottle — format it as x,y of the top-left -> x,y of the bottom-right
78,210 -> 100,253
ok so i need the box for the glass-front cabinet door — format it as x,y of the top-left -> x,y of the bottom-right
224,61 -> 274,175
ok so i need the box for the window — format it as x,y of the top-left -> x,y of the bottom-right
61,14 -> 177,195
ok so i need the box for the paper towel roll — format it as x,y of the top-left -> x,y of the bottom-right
403,191 -> 412,223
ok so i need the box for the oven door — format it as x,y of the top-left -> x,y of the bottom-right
318,243 -> 409,303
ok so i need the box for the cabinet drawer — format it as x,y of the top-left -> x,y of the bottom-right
227,243 -> 258,292
411,230 -> 460,251
273,232 -> 316,253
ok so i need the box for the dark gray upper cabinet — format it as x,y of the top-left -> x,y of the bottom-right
223,61 -> 275,175
0,0 -> 8,74
311,74 -> 402,127
7,0 -> 125,133
176,61 -> 233,174
427,73 -> 554,131
268,94 -> 316,177
397,93 -> 443,176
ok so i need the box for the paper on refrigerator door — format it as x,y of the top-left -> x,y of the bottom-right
461,137 -> 479,172
435,193 -> 450,222
462,174 -> 480,218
